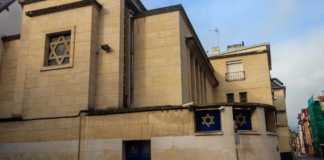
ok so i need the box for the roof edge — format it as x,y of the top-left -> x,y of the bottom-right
25,0 -> 102,17
133,4 -> 217,78
186,37 -> 218,86
136,0 -> 147,11
18,0 -> 45,5
1,34 -> 21,41
208,42 -> 270,58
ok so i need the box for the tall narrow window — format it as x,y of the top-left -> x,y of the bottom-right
240,92 -> 247,102
227,93 -> 234,102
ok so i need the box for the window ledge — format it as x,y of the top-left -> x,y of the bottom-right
238,131 -> 260,135
195,131 -> 223,136
41,64 -> 72,71
267,132 -> 278,136
226,79 -> 245,82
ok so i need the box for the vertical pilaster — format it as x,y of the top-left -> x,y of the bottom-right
190,56 -> 196,103
196,63 -> 200,104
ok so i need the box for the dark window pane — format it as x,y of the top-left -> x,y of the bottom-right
142,142 -> 151,154
50,37 -> 58,42
62,57 -> 69,64
48,59 -> 57,66
64,35 -> 71,40
240,93 -> 247,102
227,94 -> 234,102
55,43 -> 67,56
127,145 -> 137,154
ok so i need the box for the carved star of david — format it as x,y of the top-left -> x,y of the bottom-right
202,114 -> 215,127
49,36 -> 70,65
235,113 -> 247,127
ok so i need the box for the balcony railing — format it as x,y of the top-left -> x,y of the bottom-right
226,71 -> 245,81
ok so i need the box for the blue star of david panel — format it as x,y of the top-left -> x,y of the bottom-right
233,110 -> 252,130
196,110 -> 221,131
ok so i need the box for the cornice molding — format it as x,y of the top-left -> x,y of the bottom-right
1,34 -> 21,41
18,0 -> 45,5
25,0 -> 102,17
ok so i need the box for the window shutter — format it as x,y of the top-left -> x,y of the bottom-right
227,62 -> 242,72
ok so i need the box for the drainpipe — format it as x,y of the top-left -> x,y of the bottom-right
77,110 -> 89,160
130,16 -> 134,108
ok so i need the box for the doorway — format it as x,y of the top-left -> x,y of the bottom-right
125,140 -> 151,160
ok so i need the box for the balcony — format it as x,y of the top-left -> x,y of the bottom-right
226,71 -> 245,81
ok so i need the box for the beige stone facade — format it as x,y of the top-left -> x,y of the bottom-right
0,0 -> 280,159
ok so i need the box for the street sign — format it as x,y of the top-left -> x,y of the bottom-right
235,133 -> 240,144
234,121 -> 238,133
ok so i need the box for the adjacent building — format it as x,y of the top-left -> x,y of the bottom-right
308,95 -> 324,157
271,78 -> 291,159
0,0 -> 280,159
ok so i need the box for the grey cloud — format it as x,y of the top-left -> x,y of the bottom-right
271,25 -> 324,131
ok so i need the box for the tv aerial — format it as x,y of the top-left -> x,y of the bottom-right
209,27 -> 219,47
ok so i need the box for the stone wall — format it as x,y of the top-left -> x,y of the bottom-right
95,0 -> 125,110
211,53 -> 273,105
16,5 -> 96,119
0,40 -> 19,118
0,106 -> 280,160
133,11 -> 183,107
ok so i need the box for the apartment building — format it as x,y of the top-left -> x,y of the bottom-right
271,78 -> 291,159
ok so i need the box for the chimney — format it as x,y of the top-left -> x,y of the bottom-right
212,47 -> 220,54
227,41 -> 245,51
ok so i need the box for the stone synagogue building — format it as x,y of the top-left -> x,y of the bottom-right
0,0 -> 282,159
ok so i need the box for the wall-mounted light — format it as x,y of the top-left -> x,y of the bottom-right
96,44 -> 111,55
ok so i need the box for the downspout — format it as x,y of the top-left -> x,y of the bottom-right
77,110 -> 89,160
78,112 -> 83,160
130,16 -> 134,108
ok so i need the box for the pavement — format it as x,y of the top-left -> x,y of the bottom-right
296,155 -> 324,160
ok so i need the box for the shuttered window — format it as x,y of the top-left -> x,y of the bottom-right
226,61 -> 243,73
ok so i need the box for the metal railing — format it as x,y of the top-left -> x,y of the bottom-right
226,71 -> 245,81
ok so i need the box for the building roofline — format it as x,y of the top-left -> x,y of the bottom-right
271,78 -> 284,85
136,0 -> 147,11
0,0 -> 15,13
208,42 -> 270,57
1,34 -> 21,41
208,42 -> 272,70
186,37 -> 218,86
25,0 -> 102,17
133,4 -> 217,83
18,0 -> 45,5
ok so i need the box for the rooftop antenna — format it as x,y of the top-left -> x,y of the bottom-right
209,27 -> 219,47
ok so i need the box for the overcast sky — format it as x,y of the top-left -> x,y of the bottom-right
0,0 -> 22,37
141,0 -> 324,131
